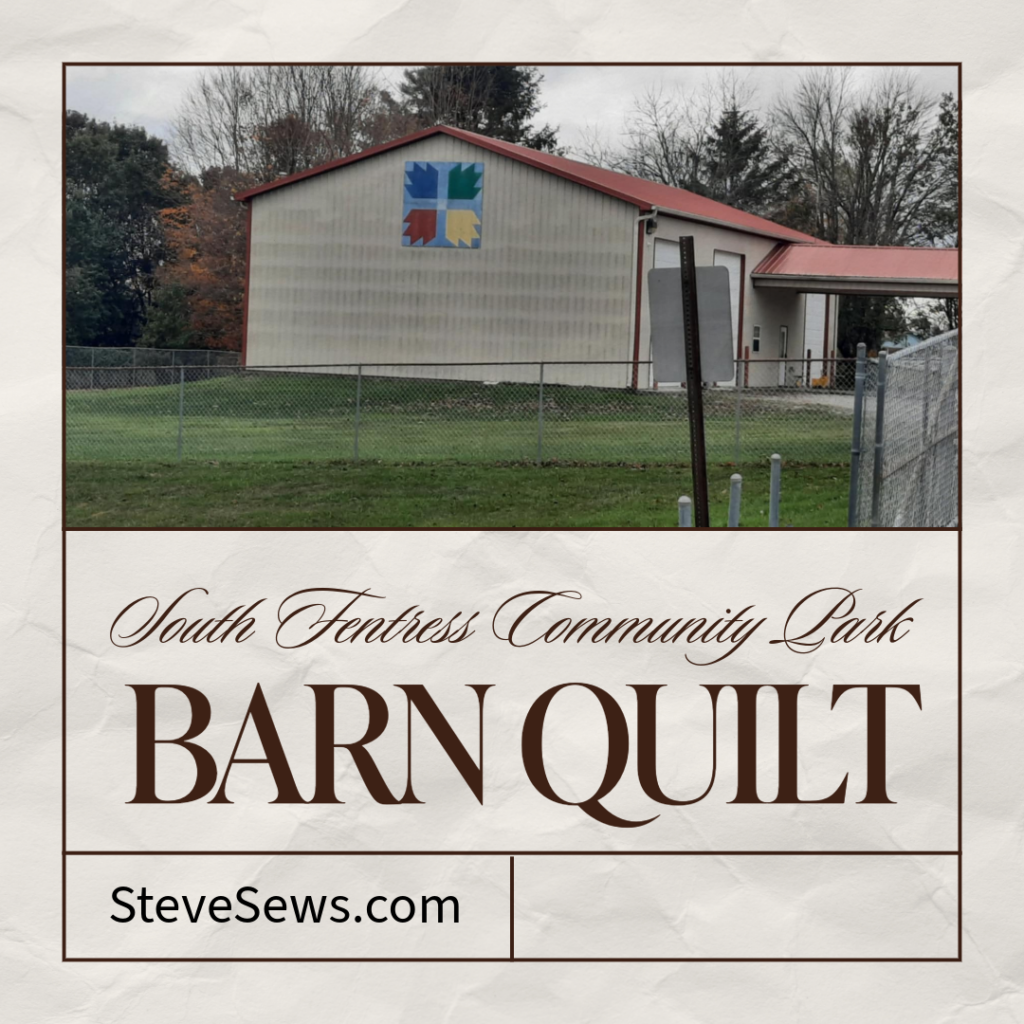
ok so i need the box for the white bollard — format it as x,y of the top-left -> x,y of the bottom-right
678,496 -> 692,528
769,454 -> 781,527
728,474 -> 742,528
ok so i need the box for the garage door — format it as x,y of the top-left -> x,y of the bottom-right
712,251 -> 742,359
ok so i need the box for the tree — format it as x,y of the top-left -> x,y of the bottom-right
399,66 -> 560,151
775,70 -> 957,351
65,111 -> 179,346
704,105 -> 799,217
173,66 -> 415,182
921,92 -> 959,331
578,85 -> 715,190
146,166 -> 252,350
576,77 -> 798,217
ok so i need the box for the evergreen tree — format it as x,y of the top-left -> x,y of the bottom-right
399,66 -> 560,151
704,105 -> 798,217
65,111 -> 179,346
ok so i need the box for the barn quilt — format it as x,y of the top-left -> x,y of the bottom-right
402,161 -> 484,248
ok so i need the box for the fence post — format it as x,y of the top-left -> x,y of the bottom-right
536,362 -> 545,465
176,366 -> 185,462
728,473 -> 742,527
769,453 -> 781,527
90,347 -> 95,391
870,353 -> 888,527
678,496 -> 692,528
919,347 -> 932,525
353,365 -> 362,461
732,360 -> 743,464
847,343 -> 868,527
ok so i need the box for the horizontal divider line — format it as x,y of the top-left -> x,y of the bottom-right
65,849 -> 961,857
64,957 -> 962,964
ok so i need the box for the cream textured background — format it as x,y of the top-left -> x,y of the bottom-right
1,2 -> 1020,1020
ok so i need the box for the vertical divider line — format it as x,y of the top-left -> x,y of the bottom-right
62,530 -> 66,961
958,524 -> 963,960
510,856 -> 515,960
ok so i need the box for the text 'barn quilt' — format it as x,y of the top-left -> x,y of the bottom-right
402,161 -> 484,248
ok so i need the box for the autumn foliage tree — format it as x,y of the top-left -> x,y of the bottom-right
144,166 -> 252,349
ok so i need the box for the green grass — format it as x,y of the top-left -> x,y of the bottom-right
65,374 -> 853,527
65,460 -> 850,528
67,373 -> 855,467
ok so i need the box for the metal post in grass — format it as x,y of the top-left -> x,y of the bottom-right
870,353 -> 888,528
728,473 -> 742,527
176,366 -> 185,462
847,343 -> 868,527
732,358 -> 744,464
769,453 -> 781,527
90,347 -> 95,391
678,236 -> 710,527
678,496 -> 692,528
353,364 -> 363,461
536,362 -> 545,465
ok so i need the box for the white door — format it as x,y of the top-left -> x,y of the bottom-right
652,240 -> 681,385
779,326 -> 789,385
803,293 -> 827,379
713,251 -> 742,379
653,238 -> 680,269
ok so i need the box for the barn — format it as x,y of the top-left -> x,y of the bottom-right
234,125 -> 958,389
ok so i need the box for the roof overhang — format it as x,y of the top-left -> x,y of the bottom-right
751,243 -> 958,298
751,273 -> 958,298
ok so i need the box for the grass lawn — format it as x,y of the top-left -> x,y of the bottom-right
65,460 -> 850,528
66,372 -> 855,466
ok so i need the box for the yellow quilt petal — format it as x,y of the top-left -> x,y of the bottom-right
445,210 -> 481,247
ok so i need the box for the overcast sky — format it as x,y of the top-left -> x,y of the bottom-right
65,64 -> 958,158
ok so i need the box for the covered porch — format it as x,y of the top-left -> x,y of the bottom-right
745,243 -> 959,388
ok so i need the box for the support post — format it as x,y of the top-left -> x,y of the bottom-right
870,353 -> 889,528
732,359 -> 743,464
919,347 -> 932,525
769,453 -> 781,527
353,365 -> 362,461
847,343 -> 868,527
536,362 -> 545,465
176,366 -> 185,462
678,235 -> 710,527
728,473 -> 742,528
90,347 -> 95,391
678,496 -> 692,528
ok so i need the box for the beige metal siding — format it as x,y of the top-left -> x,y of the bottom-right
246,136 -> 638,386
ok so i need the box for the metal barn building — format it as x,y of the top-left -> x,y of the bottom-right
235,126 -> 958,388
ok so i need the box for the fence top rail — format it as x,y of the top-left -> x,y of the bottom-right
65,345 -> 239,354
205,358 -> 860,370
886,329 -> 958,361
237,360 -> 652,369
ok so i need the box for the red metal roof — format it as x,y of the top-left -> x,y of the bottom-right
752,243 -> 958,283
234,125 -> 821,244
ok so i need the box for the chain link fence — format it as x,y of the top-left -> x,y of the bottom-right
66,345 -> 241,376
66,358 -> 865,468
852,331 -> 959,527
